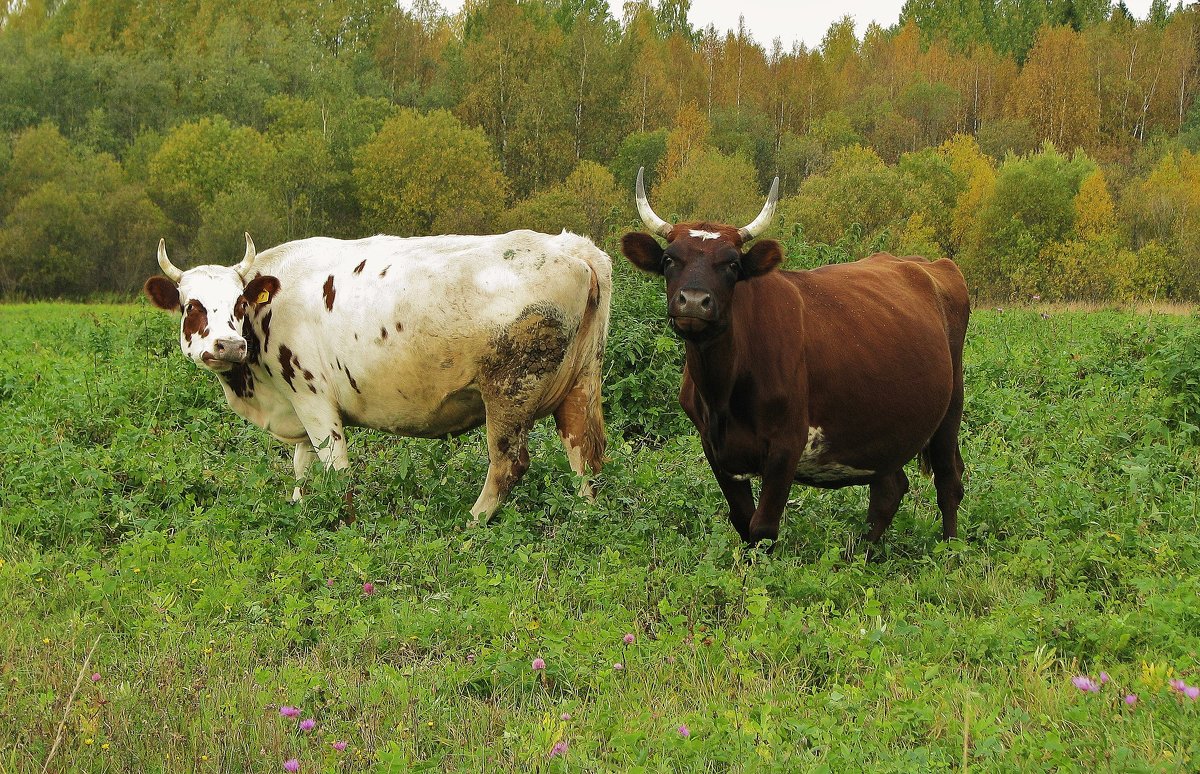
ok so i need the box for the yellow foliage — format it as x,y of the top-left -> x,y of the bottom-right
897,212 -> 944,259
658,103 -> 710,184
1073,170 -> 1115,241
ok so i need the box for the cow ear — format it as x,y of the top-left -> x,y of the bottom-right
144,276 -> 180,311
741,239 -> 783,278
620,232 -> 666,275
243,275 -> 281,310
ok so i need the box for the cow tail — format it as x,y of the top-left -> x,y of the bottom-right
579,246 -> 611,470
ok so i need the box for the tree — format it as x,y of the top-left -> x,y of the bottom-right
1006,25 -> 1099,150
354,108 -> 509,235
966,142 -> 1097,297
1073,169 -> 1117,240
658,102 -> 710,182
609,129 -> 668,194
1121,149 -> 1200,296
779,145 -> 905,248
0,124 -> 165,297
653,147 -> 763,225
500,160 -> 625,242
146,116 -> 276,245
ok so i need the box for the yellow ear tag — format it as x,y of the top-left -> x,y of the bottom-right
256,290 -> 270,304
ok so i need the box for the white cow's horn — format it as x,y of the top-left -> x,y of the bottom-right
157,238 -> 183,282
232,232 -> 256,280
635,167 -> 673,238
737,177 -> 780,242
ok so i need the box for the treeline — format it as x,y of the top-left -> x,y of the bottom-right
0,0 -> 1198,300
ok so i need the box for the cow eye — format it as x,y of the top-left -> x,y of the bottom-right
662,255 -> 676,270
184,301 -> 194,314
235,298 -> 248,316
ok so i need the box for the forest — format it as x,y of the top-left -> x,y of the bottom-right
0,0 -> 1199,301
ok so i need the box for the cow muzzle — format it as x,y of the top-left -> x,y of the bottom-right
203,336 -> 248,366
669,288 -> 718,335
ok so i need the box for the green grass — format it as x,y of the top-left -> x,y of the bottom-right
1,282 -> 1199,772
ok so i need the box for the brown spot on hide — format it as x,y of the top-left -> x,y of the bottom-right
380,327 -> 388,340
354,259 -> 366,274
380,266 -> 389,277
278,344 -> 298,392
331,429 -> 342,441
303,369 -> 314,381
261,310 -> 272,350
480,304 -> 570,403
241,314 -> 261,365
346,368 -> 361,394
322,275 -> 337,311
182,300 -> 208,344
221,364 -> 255,399
395,322 -> 403,332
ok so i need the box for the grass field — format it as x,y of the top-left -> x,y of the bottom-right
1,267 -> 1200,771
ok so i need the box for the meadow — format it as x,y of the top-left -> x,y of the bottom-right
1,260 -> 1199,772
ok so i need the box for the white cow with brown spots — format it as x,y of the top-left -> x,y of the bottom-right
144,231 -> 611,521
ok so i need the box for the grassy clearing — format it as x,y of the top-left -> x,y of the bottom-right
1,272 -> 1199,771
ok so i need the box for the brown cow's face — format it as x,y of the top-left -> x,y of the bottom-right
621,226 -> 783,341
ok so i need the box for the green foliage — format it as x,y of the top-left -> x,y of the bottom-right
780,145 -> 904,249
964,142 -> 1096,298
2,0 -> 1200,301
609,129 -> 668,195
653,148 -> 763,225
0,124 -> 164,297
501,161 -> 625,242
354,108 -> 509,235
147,117 -> 276,246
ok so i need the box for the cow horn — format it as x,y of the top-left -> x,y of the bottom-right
737,177 -> 780,242
232,232 -> 256,280
157,238 -> 183,283
635,167 -> 673,238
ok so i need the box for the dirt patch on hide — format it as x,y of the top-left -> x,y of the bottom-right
480,304 -> 570,403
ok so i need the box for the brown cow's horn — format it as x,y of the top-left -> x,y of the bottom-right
737,177 -> 780,241
635,167 -> 673,238
157,238 -> 183,282
232,232 -> 256,280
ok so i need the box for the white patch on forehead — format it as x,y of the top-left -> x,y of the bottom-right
795,426 -> 875,482
178,265 -> 245,301
689,229 -> 722,240
475,265 -> 522,293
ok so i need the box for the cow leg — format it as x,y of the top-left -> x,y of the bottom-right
864,469 -> 909,550
291,439 -> 316,501
699,442 -> 756,541
552,375 -> 605,500
294,408 -> 355,524
927,378 -> 965,541
745,451 -> 801,546
469,414 -> 533,525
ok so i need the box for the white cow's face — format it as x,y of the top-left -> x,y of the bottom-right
144,237 -> 277,373
176,267 -> 247,371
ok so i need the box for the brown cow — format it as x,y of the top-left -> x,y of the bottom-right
620,168 -> 969,549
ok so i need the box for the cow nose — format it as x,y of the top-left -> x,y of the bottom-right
674,288 -> 714,319
213,337 -> 247,363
